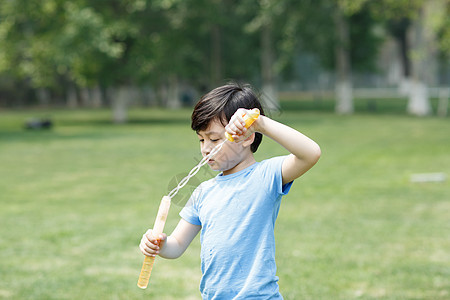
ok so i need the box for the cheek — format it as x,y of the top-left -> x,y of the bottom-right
217,144 -> 241,161
212,151 -> 226,163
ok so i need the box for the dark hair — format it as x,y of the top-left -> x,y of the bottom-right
191,83 -> 265,153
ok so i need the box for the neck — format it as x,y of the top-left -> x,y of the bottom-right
222,155 -> 256,176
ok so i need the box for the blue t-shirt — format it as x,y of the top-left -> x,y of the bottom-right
180,156 -> 293,299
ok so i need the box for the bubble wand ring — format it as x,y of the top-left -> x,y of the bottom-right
137,108 -> 260,289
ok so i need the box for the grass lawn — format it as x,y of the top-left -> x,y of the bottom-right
0,105 -> 449,299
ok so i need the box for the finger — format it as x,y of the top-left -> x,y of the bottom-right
139,244 -> 146,255
141,234 -> 160,247
143,235 -> 158,249
145,229 -> 162,240
229,110 -> 245,125
236,112 -> 246,127
142,239 -> 159,253
231,121 -> 247,135
146,233 -> 160,244
238,125 -> 247,134
145,238 -> 160,249
225,124 -> 237,136
144,231 -> 153,241
233,122 -> 246,135
140,244 -> 157,257
229,123 -> 239,134
232,112 -> 246,128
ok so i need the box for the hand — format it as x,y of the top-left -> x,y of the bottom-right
225,108 -> 257,143
139,229 -> 167,257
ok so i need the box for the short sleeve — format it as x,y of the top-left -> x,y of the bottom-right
261,156 -> 293,196
179,187 -> 202,226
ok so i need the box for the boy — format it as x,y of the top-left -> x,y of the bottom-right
140,83 -> 321,299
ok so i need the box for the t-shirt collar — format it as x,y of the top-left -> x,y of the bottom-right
216,161 -> 258,181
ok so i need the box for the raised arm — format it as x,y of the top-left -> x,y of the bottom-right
256,116 -> 321,184
225,109 -> 321,184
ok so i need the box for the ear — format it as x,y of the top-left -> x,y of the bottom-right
241,132 -> 255,148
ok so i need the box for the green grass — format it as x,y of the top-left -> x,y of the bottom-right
0,106 -> 449,299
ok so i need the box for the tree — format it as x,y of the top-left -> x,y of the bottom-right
407,0 -> 450,116
241,0 -> 286,111
369,0 -> 450,116
278,0 -> 381,114
333,6 -> 353,114
2,0 -> 448,117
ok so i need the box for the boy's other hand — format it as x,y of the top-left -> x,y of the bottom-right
139,229 -> 167,257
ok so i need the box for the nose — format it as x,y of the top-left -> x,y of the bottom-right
201,140 -> 214,156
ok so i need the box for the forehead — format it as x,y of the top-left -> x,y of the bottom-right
197,118 -> 225,136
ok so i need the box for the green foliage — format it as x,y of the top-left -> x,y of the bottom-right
369,0 -> 450,56
0,0 -> 264,91
1,0 -> 449,102
348,8 -> 384,72
368,0 -> 424,20
435,2 -> 450,56
277,0 -> 384,73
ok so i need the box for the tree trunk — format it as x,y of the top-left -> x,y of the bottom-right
37,88 -> 51,107
157,83 -> 168,107
80,88 -> 90,107
334,9 -> 353,114
388,18 -> 412,95
100,85 -> 110,107
90,85 -> 103,108
395,18 -> 411,79
112,86 -> 130,123
407,5 -> 435,116
261,21 -> 279,111
167,76 -> 181,109
67,84 -> 79,108
437,88 -> 449,118
140,86 -> 156,107
408,81 -> 430,116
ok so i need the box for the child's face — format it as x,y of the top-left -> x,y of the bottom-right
197,119 -> 251,174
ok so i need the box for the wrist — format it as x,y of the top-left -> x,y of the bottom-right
253,115 -> 269,135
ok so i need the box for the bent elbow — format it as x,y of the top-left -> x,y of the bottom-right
310,143 -> 321,165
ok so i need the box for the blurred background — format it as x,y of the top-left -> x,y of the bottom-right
0,0 -> 449,117
1,1 -> 449,299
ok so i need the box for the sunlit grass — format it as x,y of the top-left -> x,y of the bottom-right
0,107 -> 449,299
